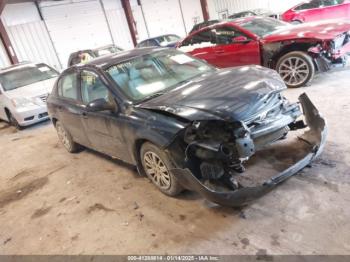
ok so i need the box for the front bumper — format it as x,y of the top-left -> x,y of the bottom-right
171,93 -> 327,207
13,104 -> 49,126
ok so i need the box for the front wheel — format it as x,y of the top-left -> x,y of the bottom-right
140,142 -> 183,196
276,51 -> 315,88
8,111 -> 23,130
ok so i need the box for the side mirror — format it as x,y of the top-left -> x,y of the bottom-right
232,36 -> 250,43
86,98 -> 115,112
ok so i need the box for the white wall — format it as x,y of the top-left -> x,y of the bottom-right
2,2 -> 61,69
208,0 -> 304,19
101,0 -> 134,49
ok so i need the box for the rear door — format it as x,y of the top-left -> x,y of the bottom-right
56,70 -> 90,147
211,25 -> 260,68
178,29 -> 217,66
79,69 -> 126,159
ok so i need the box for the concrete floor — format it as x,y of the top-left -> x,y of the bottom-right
1,68 -> 350,255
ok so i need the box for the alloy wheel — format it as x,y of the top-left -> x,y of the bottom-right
56,123 -> 71,150
143,151 -> 171,190
278,57 -> 310,87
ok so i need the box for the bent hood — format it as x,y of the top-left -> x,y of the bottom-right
138,66 -> 286,122
263,20 -> 350,42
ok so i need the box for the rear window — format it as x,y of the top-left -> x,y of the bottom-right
0,64 -> 58,91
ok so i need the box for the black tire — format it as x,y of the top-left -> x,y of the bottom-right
7,111 -> 23,130
276,51 -> 315,88
55,120 -> 81,153
140,142 -> 183,196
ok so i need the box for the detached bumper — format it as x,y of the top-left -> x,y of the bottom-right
172,93 -> 327,207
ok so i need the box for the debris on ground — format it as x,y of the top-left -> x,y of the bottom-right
136,212 -> 144,221
31,206 -> 52,219
3,237 -> 11,245
133,202 -> 139,210
86,203 -> 114,214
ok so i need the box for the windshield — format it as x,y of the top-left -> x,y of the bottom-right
105,50 -> 214,102
239,18 -> 288,37
0,64 -> 59,91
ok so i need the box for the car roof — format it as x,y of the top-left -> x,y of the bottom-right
74,47 -> 169,69
188,16 -> 270,36
0,62 -> 40,74
139,34 -> 180,42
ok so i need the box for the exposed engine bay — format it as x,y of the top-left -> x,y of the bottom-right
167,93 -> 327,207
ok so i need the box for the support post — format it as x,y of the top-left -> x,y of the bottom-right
121,0 -> 137,47
0,1 -> 19,64
200,0 -> 210,21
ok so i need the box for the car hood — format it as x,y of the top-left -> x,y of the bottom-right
138,66 -> 286,122
4,77 -> 57,99
263,20 -> 350,42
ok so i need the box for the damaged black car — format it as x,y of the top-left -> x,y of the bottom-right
47,48 -> 327,207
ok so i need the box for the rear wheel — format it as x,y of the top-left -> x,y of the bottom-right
276,51 -> 315,88
140,142 -> 183,196
55,120 -> 81,153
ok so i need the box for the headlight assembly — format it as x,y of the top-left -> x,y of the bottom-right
11,97 -> 37,108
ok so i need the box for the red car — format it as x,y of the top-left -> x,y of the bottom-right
282,0 -> 350,24
177,17 -> 350,88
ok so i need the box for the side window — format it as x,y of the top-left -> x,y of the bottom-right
212,26 -> 244,45
58,73 -> 78,100
180,29 -> 214,48
192,29 -> 213,44
295,0 -> 324,10
80,71 -> 109,104
138,41 -> 147,48
148,40 -> 157,46
324,0 -> 343,6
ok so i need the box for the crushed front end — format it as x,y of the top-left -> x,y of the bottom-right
311,31 -> 350,71
168,93 -> 327,207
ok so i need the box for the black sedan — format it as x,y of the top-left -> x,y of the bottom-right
47,48 -> 326,207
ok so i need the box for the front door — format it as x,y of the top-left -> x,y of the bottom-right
79,70 -> 126,160
211,25 -> 261,68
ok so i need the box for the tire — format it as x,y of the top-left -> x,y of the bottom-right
140,142 -> 183,196
276,51 -> 315,88
7,111 -> 23,130
55,120 -> 81,153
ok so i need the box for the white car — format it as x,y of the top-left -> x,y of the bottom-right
0,62 -> 59,129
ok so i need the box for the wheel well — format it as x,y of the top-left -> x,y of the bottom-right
51,117 -> 58,127
134,139 -> 149,176
270,43 -> 315,69
4,108 -> 10,121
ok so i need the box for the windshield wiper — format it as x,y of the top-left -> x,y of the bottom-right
140,92 -> 165,102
